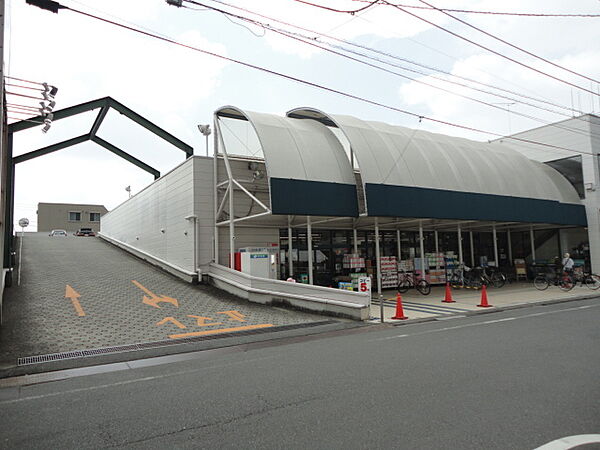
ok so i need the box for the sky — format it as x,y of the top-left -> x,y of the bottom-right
6,0 -> 600,230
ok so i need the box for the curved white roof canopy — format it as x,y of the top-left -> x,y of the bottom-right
287,107 -> 585,226
216,106 -> 358,217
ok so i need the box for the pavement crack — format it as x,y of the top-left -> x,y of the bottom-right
109,396 -> 323,447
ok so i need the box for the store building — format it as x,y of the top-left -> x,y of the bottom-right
495,114 -> 600,272
99,107 -> 592,319
37,202 -> 108,233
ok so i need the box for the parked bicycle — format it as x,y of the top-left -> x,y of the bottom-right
449,264 -> 483,289
571,270 -> 600,290
533,269 -> 574,292
476,266 -> 506,288
397,270 -> 431,295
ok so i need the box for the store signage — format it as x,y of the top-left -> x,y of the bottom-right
358,276 -> 371,294
250,254 -> 268,259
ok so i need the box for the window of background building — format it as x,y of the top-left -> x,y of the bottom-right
90,212 -> 101,222
69,211 -> 81,221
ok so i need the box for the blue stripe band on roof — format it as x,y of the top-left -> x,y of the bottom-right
270,178 -> 359,217
365,184 -> 587,226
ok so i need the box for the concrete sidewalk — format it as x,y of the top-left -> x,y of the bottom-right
369,282 -> 600,322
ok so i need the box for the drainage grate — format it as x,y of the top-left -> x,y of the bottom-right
17,320 -> 336,366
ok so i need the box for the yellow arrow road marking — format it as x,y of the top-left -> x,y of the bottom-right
156,317 -> 187,329
169,324 -> 274,339
187,315 -> 222,327
217,310 -> 246,322
131,280 -> 179,308
65,284 -> 85,317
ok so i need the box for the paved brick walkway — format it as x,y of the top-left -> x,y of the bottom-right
0,233 -> 324,368
369,282 -> 600,322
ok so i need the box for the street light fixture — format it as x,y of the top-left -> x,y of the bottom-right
197,124 -> 211,157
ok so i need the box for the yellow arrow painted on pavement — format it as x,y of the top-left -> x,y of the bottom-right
156,317 -> 187,329
131,280 -> 179,308
65,284 -> 86,317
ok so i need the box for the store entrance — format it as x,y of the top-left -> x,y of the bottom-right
279,230 -> 352,286
278,226 -> 589,290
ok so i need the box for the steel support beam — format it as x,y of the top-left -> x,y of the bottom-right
107,98 -> 193,157
91,136 -> 160,179
375,218 -> 382,296
507,229 -> 513,265
12,134 -> 89,164
89,102 -> 110,136
493,225 -> 499,267
458,224 -> 464,265
419,221 -> 426,276
530,225 -> 536,261
307,216 -> 313,285
469,231 -> 475,267
288,216 -> 293,277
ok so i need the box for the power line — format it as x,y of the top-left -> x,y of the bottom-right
417,0 -> 600,86
25,0 -> 597,157
383,0 -> 600,97
202,0 -> 583,116
348,1 -> 600,18
291,0 -> 380,14
188,0 -> 600,141
292,0 -> 600,98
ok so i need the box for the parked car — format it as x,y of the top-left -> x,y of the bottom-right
75,228 -> 96,237
49,229 -> 67,237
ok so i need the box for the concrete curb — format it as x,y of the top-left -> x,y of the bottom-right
386,292 -> 600,326
0,320 -> 367,380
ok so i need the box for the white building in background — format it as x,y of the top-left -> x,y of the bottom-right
99,108 -> 595,319
496,114 -> 600,271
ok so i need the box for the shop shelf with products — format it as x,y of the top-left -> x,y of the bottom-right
379,256 -> 398,289
444,252 -> 459,280
342,253 -> 367,290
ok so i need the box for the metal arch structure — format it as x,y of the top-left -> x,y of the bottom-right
4,96 -> 194,269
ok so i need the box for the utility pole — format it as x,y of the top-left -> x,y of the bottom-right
1,0 -> 6,323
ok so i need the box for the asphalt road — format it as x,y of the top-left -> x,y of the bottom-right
1,298 -> 599,449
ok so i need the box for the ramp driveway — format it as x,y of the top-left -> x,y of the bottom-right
0,233 -> 328,371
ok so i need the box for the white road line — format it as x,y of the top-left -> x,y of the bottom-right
533,434 -> 600,449
482,317 -> 516,324
0,355 -> 277,405
372,302 -> 600,342
436,315 -> 467,320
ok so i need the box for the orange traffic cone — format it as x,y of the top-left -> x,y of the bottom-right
392,293 -> 408,320
442,282 -> 455,303
477,284 -> 492,308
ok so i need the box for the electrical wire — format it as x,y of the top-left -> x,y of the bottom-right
291,0 -> 380,14
188,0 -> 600,141
380,0 -> 600,97
218,9 -> 266,37
348,1 -> 600,18
5,75 -> 44,85
417,0 -> 600,85
6,83 -> 42,91
206,0 -> 582,116
280,28 -> 600,142
292,0 -> 600,97
26,1 -> 598,157
7,103 -> 42,112
6,91 -> 44,100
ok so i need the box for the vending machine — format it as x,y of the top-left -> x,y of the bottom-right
239,246 -> 279,279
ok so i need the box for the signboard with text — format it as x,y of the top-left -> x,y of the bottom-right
358,276 -> 371,295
